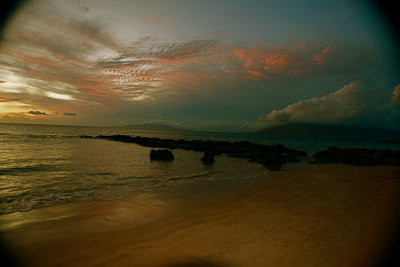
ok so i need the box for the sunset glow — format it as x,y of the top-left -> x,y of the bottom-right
0,0 -> 398,130
1,2 -> 400,266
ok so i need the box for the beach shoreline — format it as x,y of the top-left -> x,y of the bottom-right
2,164 -> 400,266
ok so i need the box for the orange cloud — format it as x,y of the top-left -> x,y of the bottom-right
233,45 -> 302,78
0,2 -> 123,110
232,42 -> 367,79
0,0 -> 377,111
247,70 -> 264,77
312,45 -> 337,64
96,38 -> 229,97
263,52 -> 293,71
154,56 -> 191,64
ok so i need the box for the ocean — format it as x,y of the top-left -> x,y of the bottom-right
0,123 -> 399,215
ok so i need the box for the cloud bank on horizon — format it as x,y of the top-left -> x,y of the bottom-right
0,0 -> 398,130
251,81 -> 400,130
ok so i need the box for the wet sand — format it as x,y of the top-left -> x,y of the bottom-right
2,164 -> 400,267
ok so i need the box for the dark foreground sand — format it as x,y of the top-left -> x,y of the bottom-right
1,164 -> 400,267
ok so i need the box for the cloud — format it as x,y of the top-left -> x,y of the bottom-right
0,10 -> 231,108
130,94 -> 154,101
0,100 -> 31,113
97,37 -> 230,98
0,0 -> 383,110
146,14 -> 172,25
251,81 -> 400,130
0,113 -> 54,124
312,45 -> 337,64
252,81 -> 366,128
63,112 -> 77,116
28,110 -> 48,115
231,42 -> 374,79
0,0 -> 391,129
390,85 -> 400,106
0,1 -> 120,109
45,92 -> 75,101
233,46 -> 301,77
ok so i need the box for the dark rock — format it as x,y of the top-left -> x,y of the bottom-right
255,153 -> 286,165
380,140 -> 400,144
201,151 -> 215,165
262,163 -> 282,172
312,146 -> 400,166
150,149 -> 174,161
81,135 -> 308,168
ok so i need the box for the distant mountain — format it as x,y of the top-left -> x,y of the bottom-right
256,123 -> 400,142
121,123 -> 187,131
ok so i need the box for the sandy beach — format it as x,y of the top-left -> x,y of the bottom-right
1,0 -> 399,265
2,164 -> 400,267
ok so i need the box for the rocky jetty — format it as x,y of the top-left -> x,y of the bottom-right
150,149 -> 174,161
201,151 -> 215,165
81,135 -> 307,166
81,135 -> 400,167
312,146 -> 400,166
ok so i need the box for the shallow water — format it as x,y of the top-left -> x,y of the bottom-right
0,123 -> 268,215
1,123 -> 398,215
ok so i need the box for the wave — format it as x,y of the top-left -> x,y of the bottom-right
0,171 -> 210,214
165,171 -> 212,181
0,133 -> 80,139
0,169 -> 267,215
0,187 -> 102,215
0,164 -> 62,175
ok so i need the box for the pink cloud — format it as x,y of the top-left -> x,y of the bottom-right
247,70 -> 264,77
231,42 -> 371,80
263,52 -> 293,71
0,0 -> 379,111
154,56 -> 191,64
233,44 -> 303,78
312,45 -> 337,64
96,37 -> 230,95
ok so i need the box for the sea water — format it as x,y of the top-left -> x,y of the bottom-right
0,123 -> 398,215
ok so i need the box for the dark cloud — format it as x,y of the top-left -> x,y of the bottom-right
28,110 -> 48,115
63,112 -> 77,116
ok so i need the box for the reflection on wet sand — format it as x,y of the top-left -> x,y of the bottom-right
1,164 -> 400,266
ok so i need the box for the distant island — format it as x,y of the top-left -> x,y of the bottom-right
256,123 -> 400,142
119,123 -> 188,131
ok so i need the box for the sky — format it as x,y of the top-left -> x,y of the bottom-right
0,0 -> 399,131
